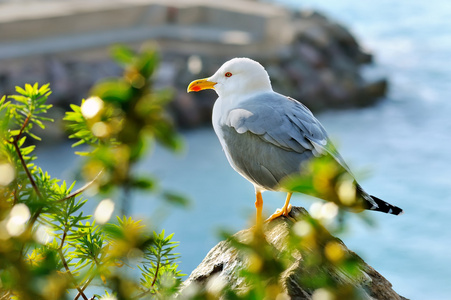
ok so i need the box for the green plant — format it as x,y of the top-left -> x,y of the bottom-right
138,230 -> 183,298
64,43 -> 184,215
0,44 -> 184,300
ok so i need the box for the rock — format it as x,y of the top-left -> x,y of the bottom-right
357,79 -> 388,106
297,42 -> 325,68
0,0 -> 388,132
180,207 -> 408,300
171,89 -> 203,128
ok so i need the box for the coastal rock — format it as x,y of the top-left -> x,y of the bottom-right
180,207 -> 408,300
0,1 -> 387,130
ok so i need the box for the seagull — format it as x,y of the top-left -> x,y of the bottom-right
187,57 -> 403,225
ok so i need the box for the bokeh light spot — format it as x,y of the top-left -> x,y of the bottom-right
293,220 -> 312,237
187,55 -> 202,75
81,96 -> 104,119
6,203 -> 31,236
324,241 -> 345,263
321,202 -> 338,220
94,198 -> 115,224
206,274 -> 227,296
34,224 -> 52,244
0,163 -> 15,186
337,178 -> 356,206
312,288 -> 334,300
92,122 -> 109,138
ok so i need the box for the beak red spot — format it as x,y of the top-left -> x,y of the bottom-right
192,86 -> 201,92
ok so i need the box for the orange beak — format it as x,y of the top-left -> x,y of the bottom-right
187,78 -> 217,93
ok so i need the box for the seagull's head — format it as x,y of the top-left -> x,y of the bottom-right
187,57 -> 272,98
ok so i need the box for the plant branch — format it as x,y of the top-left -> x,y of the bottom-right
27,207 -> 42,233
15,113 -> 31,142
151,256 -> 161,288
13,136 -> 44,250
56,170 -> 103,203
74,235 -> 104,300
74,276 -> 95,300
58,248 -> 89,300
133,288 -> 153,299
11,139 -> 41,198
60,230 -> 67,250
13,188 -> 18,205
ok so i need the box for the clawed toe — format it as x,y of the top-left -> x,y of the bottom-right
265,204 -> 292,222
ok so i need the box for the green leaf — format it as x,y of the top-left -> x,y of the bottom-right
28,131 -> 42,141
131,176 -> 156,191
9,129 -> 20,136
110,44 -> 135,65
15,86 -> 27,95
90,79 -> 132,104
25,83 -> 33,95
38,83 -> 51,95
135,46 -> 158,78
162,191 -> 190,208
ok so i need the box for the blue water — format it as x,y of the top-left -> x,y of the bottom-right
35,1 -> 451,299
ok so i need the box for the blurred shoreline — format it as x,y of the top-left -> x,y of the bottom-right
0,0 -> 386,134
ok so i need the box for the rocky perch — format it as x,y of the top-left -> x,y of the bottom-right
180,207 -> 407,300
0,0 -> 387,128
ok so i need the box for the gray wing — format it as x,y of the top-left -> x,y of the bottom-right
227,92 -> 353,170
221,127 -> 315,190
221,92 -> 353,190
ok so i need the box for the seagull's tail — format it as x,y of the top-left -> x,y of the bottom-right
364,195 -> 404,215
355,183 -> 403,215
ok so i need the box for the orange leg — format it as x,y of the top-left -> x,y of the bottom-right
255,191 -> 263,227
266,192 -> 293,222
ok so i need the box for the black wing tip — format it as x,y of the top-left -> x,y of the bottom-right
368,195 -> 404,216
390,206 -> 404,216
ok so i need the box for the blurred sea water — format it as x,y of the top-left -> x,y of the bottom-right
35,0 -> 451,299
271,1 -> 451,298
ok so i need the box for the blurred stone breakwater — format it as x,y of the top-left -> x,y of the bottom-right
0,0 -> 387,129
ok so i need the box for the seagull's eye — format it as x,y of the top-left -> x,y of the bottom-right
225,72 -> 232,77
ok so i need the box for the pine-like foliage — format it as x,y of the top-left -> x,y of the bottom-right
139,230 -> 183,298
0,45 -> 184,300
